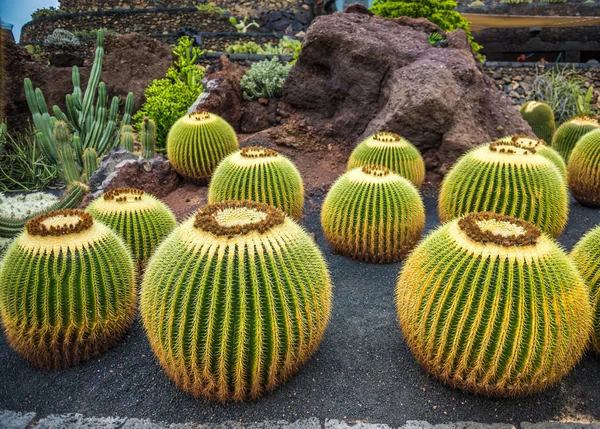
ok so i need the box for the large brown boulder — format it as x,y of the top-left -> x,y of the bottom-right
283,7 -> 533,173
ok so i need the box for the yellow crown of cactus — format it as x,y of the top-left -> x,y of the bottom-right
552,115 -> 600,163
167,111 -> 239,182
397,212 -> 592,397
567,129 -> 600,207
520,101 -> 556,145
571,224 -> 600,351
439,140 -> 569,237
498,135 -> 566,180
347,132 -> 426,188
321,165 -> 425,263
0,209 -> 136,369
208,146 -> 304,219
86,188 -> 177,265
140,201 -> 333,401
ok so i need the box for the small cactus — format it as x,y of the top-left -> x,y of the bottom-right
552,116 -> 600,163
141,117 -> 156,160
0,209 -> 136,369
520,101 -> 556,145
53,120 -> 81,184
208,146 -> 304,219
120,124 -> 135,153
397,212 -> 592,397
567,129 -> 600,207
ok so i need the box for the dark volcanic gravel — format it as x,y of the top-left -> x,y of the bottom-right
2,192 -> 600,426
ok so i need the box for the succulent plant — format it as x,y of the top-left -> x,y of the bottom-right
140,200 -> 332,401
498,135 -> 566,180
552,116 -> 600,162
347,132 -> 426,188
141,117 -> 156,160
439,139 -> 569,238
0,209 -> 136,369
120,124 -> 135,152
397,212 -> 592,397
167,112 -> 238,182
86,188 -> 177,265
208,146 -> 304,219
0,181 -> 88,238
571,224 -> 600,351
321,165 -> 425,263
568,129 -> 600,206
520,101 -> 556,145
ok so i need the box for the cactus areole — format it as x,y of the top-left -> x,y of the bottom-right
397,212 -> 592,397
141,200 -> 332,401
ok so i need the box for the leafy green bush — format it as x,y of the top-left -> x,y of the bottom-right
196,4 -> 226,14
226,37 -> 302,62
370,0 -> 482,56
31,7 -> 63,20
133,37 -> 205,150
241,58 -> 292,100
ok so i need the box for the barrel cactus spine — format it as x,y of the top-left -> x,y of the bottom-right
439,139 -> 569,238
397,212 -> 592,397
552,115 -> 600,162
0,209 -> 136,369
141,200 -> 333,401
568,129 -> 600,207
167,111 -> 239,182
520,101 -> 556,145
347,132 -> 426,188
321,165 -> 425,263
86,188 -> 177,265
208,146 -> 304,219
498,135 -> 566,180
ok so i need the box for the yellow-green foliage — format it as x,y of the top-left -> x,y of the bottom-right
568,129 -> 600,207
347,132 -> 426,188
520,101 -> 556,145
571,224 -> 600,351
439,139 -> 569,237
0,209 -> 136,369
397,212 -> 592,397
208,146 -> 304,219
167,111 -> 238,182
498,135 -> 567,181
321,165 -> 424,263
140,201 -> 332,401
86,188 -> 177,265
552,116 -> 600,162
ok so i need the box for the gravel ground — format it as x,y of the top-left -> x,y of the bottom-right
2,191 -> 600,426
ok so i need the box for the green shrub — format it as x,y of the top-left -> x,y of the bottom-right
370,0 -> 482,57
31,6 -> 63,20
241,58 -> 291,100
196,3 -> 226,14
133,37 -> 205,150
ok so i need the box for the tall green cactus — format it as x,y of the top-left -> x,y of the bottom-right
82,148 -> 99,183
53,121 -> 80,184
141,117 -> 156,160
24,30 -> 133,183
120,125 -> 135,152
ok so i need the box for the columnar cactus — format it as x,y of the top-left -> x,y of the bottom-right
141,201 -> 332,401
498,135 -> 566,180
397,212 -> 592,397
82,148 -> 99,183
439,140 -> 569,238
208,146 -> 304,219
0,209 -> 136,369
167,112 -> 239,182
321,165 -> 425,263
120,124 -> 135,152
520,101 -> 556,145
552,116 -> 600,162
568,129 -> 600,207
571,225 -> 600,351
347,132 -> 426,188
53,120 -> 80,184
86,188 -> 177,265
141,117 -> 156,160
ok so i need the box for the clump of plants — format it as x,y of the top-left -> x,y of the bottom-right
208,146 -> 304,219
31,6 -> 63,19
0,192 -> 58,219
229,16 -> 259,33
167,111 -> 238,182
552,116 -> 600,163
87,188 -> 177,265
196,3 -> 226,14
133,36 -> 205,150
347,132 -> 426,188
140,200 -> 332,401
227,37 -> 301,61
439,139 -> 569,237
322,165 -> 425,263
520,101 -> 556,145
0,209 -> 136,369
567,129 -> 600,207
241,58 -> 291,100
44,29 -> 80,49
397,212 -> 592,397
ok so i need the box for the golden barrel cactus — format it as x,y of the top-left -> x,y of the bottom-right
0,209 -> 136,369
321,165 -> 425,263
397,212 -> 592,397
552,116 -> 600,163
567,129 -> 600,207
140,201 -> 333,401
520,101 -> 555,145
498,135 -> 566,180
